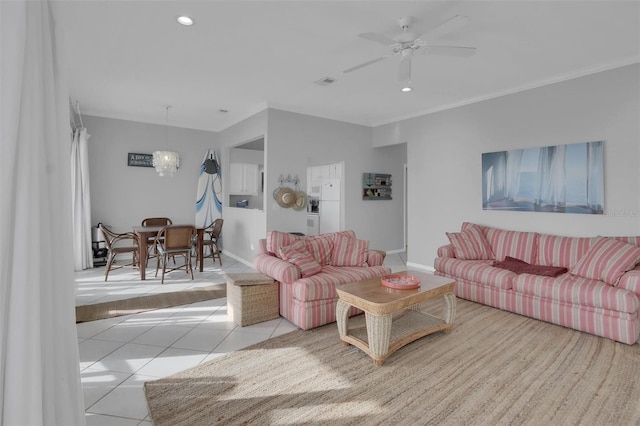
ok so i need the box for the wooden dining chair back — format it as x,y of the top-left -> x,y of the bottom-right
154,225 -> 196,284
100,223 -> 139,281
201,218 -> 223,266
142,217 -> 173,226
141,217 -> 173,265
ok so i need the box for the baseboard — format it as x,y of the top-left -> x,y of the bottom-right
385,248 -> 405,255
223,250 -> 255,268
406,261 -> 435,273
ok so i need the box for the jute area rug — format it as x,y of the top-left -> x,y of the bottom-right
75,284 -> 225,323
144,299 -> 640,426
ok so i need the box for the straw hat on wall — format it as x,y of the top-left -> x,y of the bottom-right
275,187 -> 296,208
293,191 -> 307,211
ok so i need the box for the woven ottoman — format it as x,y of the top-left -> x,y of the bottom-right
225,273 -> 279,326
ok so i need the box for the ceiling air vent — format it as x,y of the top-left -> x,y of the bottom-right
314,77 -> 336,86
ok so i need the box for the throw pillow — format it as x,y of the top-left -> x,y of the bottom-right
267,230 -> 302,257
331,234 -> 369,267
446,225 -> 494,260
570,237 -> 640,285
304,235 -> 334,265
279,241 -> 322,278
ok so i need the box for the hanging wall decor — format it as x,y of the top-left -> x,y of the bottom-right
481,141 -> 604,214
363,173 -> 392,200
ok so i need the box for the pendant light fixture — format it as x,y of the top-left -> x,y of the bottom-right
153,105 -> 180,177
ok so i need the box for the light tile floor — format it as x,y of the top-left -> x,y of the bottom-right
76,252 -> 406,425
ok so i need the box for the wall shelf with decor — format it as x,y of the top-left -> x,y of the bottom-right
363,173 -> 392,200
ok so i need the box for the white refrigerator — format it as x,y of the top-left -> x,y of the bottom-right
320,178 -> 340,234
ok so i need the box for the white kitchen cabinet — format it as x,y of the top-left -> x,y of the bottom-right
329,163 -> 341,179
310,166 -> 323,183
320,165 -> 331,180
229,162 -> 259,195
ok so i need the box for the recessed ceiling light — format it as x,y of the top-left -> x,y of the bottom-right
401,86 -> 412,92
177,16 -> 194,26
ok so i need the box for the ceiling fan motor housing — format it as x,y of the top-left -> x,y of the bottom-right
397,16 -> 413,29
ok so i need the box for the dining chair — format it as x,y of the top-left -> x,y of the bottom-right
141,217 -> 172,265
154,225 -> 197,284
100,223 -> 139,281
142,217 -> 173,227
200,218 -> 223,266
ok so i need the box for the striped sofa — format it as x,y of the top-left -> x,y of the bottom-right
254,230 -> 391,330
435,222 -> 640,345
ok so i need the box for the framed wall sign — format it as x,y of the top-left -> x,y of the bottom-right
127,153 -> 154,168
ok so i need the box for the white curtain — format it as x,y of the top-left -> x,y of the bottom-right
536,145 -> 567,208
0,1 -> 86,425
486,151 -> 507,202
505,149 -> 523,201
71,127 -> 94,270
586,141 -> 604,212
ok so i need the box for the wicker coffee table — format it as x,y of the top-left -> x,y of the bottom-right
336,271 -> 456,366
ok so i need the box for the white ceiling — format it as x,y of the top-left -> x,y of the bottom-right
54,1 -> 640,133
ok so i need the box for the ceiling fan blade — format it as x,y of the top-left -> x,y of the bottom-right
427,45 -> 477,57
398,57 -> 411,82
343,55 -> 390,74
358,32 -> 397,46
421,15 -> 470,41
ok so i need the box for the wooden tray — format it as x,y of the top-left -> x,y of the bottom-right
381,273 -> 421,290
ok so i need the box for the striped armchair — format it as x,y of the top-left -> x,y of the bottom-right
254,230 -> 391,330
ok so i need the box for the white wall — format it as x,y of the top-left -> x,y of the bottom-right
218,110 -> 268,262
267,109 -> 406,252
373,64 -> 640,270
85,115 -> 218,233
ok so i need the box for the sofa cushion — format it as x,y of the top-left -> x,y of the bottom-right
570,237 -> 640,285
291,265 -> 391,302
279,241 -> 322,278
536,234 -> 595,268
482,225 -> 538,264
331,234 -> 369,266
331,230 -> 357,240
433,257 -> 515,289
446,223 -> 494,260
512,273 -> 640,314
612,236 -> 640,247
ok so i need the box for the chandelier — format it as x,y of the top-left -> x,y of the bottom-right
153,105 -> 180,176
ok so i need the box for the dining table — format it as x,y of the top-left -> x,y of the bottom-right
132,225 -> 205,280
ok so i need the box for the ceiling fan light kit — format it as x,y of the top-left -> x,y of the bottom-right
177,16 -> 194,26
344,15 -> 477,90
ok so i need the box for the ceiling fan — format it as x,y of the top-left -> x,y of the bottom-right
344,15 -> 477,85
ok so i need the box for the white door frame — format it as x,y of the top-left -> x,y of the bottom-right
404,163 -> 408,253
